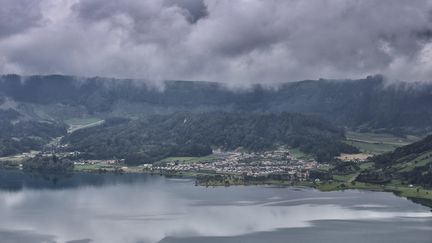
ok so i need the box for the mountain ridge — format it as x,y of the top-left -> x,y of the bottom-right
1,74 -> 432,135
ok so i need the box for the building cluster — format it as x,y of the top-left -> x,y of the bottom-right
148,148 -> 318,180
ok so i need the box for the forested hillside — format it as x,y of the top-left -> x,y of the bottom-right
1,74 -> 432,134
0,109 -> 67,156
62,112 -> 357,164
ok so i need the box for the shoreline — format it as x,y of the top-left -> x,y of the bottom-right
76,165 -> 432,209
2,165 -> 432,209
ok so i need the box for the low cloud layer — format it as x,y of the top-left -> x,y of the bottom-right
1,0 -> 432,84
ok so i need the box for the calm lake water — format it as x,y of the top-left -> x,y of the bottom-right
0,170 -> 431,243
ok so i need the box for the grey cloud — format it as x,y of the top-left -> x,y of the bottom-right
164,0 -> 208,23
0,0 -> 44,38
1,0 -> 432,84
73,0 -> 191,45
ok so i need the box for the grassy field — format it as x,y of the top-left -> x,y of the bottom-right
0,150 -> 39,163
314,180 -> 432,204
332,173 -> 359,182
289,147 -> 314,161
345,131 -> 421,154
391,150 -> 432,172
66,118 -> 105,133
158,154 -> 221,164
74,163 -> 121,172
65,117 -> 103,126
358,162 -> 374,170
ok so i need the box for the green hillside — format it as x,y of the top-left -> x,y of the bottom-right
62,112 -> 358,164
0,109 -> 67,156
345,131 -> 421,154
2,74 -> 432,135
359,135 -> 432,188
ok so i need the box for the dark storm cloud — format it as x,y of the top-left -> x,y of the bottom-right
1,0 -> 432,84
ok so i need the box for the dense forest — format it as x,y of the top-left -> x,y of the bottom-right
1,74 -> 432,134
0,109 -> 67,156
62,112 -> 357,164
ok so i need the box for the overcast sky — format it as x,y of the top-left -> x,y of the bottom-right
1,0 -> 432,84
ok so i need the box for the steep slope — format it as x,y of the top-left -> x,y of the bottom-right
1,74 -> 432,134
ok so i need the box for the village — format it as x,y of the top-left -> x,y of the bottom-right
147,147 -> 322,181
0,143 -> 323,182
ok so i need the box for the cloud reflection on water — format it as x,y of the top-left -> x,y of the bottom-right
0,176 -> 431,243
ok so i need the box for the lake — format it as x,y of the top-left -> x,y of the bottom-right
0,170 -> 431,243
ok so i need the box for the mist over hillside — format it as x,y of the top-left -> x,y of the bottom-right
1,74 -> 431,135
